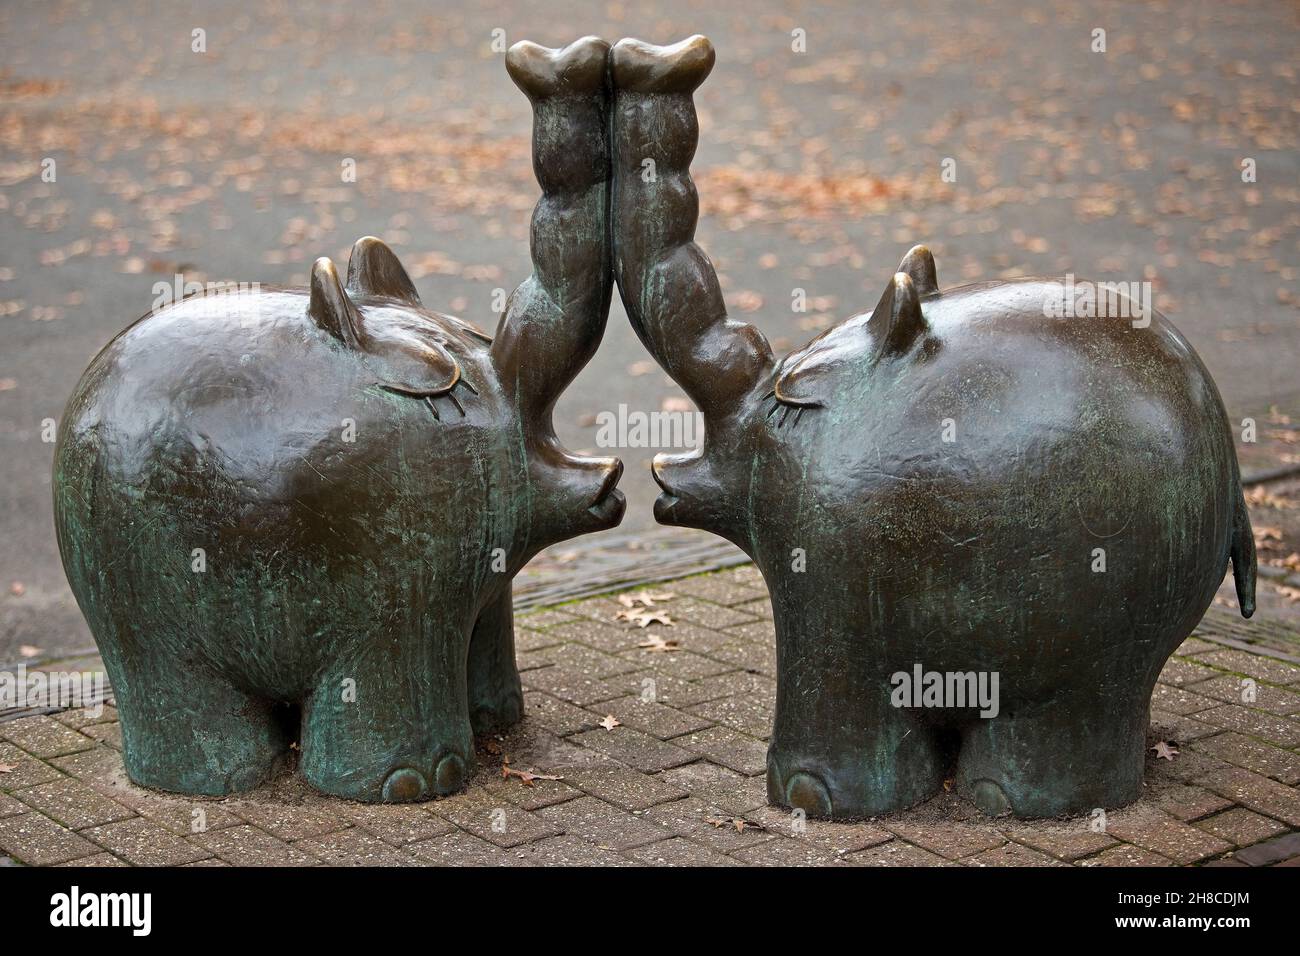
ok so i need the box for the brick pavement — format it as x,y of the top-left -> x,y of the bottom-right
2,563 -> 1299,867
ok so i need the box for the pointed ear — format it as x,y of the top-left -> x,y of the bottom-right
868,272 -> 928,359
345,236 -> 422,306
309,257 -> 363,348
897,244 -> 938,296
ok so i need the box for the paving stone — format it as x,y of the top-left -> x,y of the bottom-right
537,796 -> 666,850
705,637 -> 778,677
81,817 -> 210,866
668,573 -> 768,606
522,691 -> 603,737
1101,807 -> 1233,864
15,776 -> 135,830
52,705 -> 118,729
1193,705 -> 1300,747
999,822 -> 1118,861
45,745 -> 121,785
78,722 -> 122,750
433,798 -> 561,848
0,812 -> 100,865
569,726 -> 695,772
1192,731 -> 1300,784
673,726 -> 768,775
1150,683 -> 1218,716
639,797 -> 777,853
603,670 -> 725,709
1159,659 -> 1220,687
513,627 -> 569,653
645,622 -> 746,657
1191,674 -> 1300,715
191,824 -> 317,866
545,618 -> 641,655
0,792 -> 26,818
883,821 -> 1006,859
0,742 -> 64,791
510,834 -> 638,866
338,802 -> 455,846
230,798 -> 349,841
479,772 -> 584,812
617,648 -> 735,681
516,609 -> 578,630
686,669 -> 775,703
518,642 -> 639,681
0,716 -> 96,758
295,827 -> 418,866
1195,808 -> 1289,847
722,564 -> 766,590
1079,844 -> 1174,867
1190,648 -> 1300,686
662,597 -> 761,630
1175,637 -> 1220,656
748,805 -> 892,854
1153,783 -> 1234,822
624,836 -> 741,866
1228,831 -> 1300,866
1149,710 -> 1221,744
588,694 -> 714,740
561,596 -> 629,625
730,835 -> 843,866
562,765 -> 688,811
1144,743 -> 1231,783
407,831 -> 515,866
56,852 -> 127,867
686,692 -> 774,739
844,840 -> 950,867
1197,767 -> 1300,827
658,760 -> 768,815
519,666 -> 626,707
966,842 -> 1067,866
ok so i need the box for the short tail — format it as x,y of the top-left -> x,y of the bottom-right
1231,484 -> 1257,618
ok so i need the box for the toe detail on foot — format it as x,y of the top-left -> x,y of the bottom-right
434,753 -> 468,796
971,779 -> 1011,817
611,35 -> 715,94
382,767 -> 429,803
785,771 -> 833,818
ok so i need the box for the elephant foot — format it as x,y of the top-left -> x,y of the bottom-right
767,723 -> 947,820
470,689 -> 524,737
956,704 -> 1147,818
305,747 -> 473,804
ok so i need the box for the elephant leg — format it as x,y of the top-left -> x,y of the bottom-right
956,688 -> 1149,818
110,653 -> 289,796
467,587 -> 523,736
768,690 -> 948,820
298,626 -> 474,803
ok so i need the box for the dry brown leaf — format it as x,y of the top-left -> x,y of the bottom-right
598,715 -> 621,731
1150,741 -> 1179,761
636,635 -> 680,652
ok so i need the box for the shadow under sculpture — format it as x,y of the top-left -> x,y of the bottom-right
52,38 -> 624,803
610,35 -> 1258,819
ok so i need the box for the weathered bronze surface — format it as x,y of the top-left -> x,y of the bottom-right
611,35 -> 1257,819
52,37 -> 622,802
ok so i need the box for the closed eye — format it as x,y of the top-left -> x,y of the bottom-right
761,391 -> 818,430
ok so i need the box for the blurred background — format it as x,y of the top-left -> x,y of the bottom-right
1,0 -> 1297,663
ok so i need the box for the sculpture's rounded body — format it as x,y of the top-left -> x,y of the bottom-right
607,34 -> 1256,819
745,280 -> 1249,817
51,35 -> 624,803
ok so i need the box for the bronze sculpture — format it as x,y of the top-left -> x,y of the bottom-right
52,37 -> 622,802
610,35 -> 1257,819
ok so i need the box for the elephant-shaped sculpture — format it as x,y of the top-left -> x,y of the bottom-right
52,37 -> 624,802
609,36 -> 1257,819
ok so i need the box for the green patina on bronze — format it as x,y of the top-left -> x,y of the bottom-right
610,35 -> 1257,819
51,37 -> 624,803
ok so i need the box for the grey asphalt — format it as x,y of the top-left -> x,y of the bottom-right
0,0 -> 1296,661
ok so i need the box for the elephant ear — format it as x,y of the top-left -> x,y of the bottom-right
310,254 -> 461,397
346,236 -> 422,305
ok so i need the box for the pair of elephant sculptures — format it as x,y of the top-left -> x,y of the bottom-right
53,36 -> 1256,820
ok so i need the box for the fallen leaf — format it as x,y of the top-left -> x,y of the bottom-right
9,581 -> 25,596
0,763 -> 16,774
616,590 -> 675,609
706,815 -> 767,833
18,645 -> 40,658
636,635 -> 680,652
1150,741 -> 1179,761
598,715 -> 621,731
501,758 -> 561,787
617,608 -> 675,628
